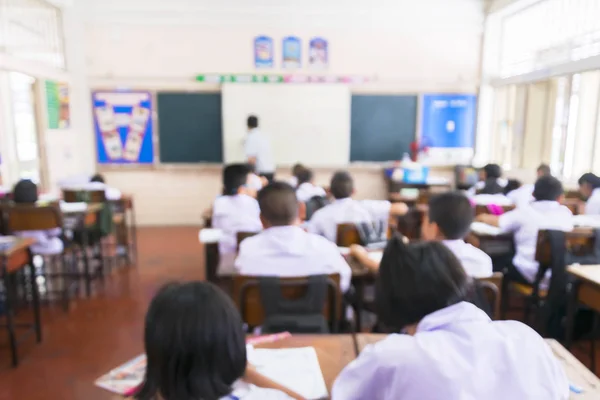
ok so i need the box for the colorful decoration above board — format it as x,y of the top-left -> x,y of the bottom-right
195,74 -> 371,84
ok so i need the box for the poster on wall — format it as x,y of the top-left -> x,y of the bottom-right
92,91 -> 154,164
419,94 -> 477,165
254,35 -> 274,68
282,36 -> 301,69
45,81 -> 70,129
308,37 -> 328,69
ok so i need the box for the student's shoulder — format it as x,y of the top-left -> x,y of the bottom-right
306,230 -> 341,249
360,334 -> 420,368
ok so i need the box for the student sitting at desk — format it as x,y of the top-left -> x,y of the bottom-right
235,182 -> 351,293
308,171 -> 408,243
504,164 -> 552,207
467,163 -> 507,196
578,172 -> 600,215
89,173 -> 122,201
213,164 -> 263,276
12,179 -> 64,255
350,192 -> 492,279
134,281 -> 301,400
288,163 -> 304,188
477,175 -> 573,285
295,167 -> 326,203
332,239 -> 569,400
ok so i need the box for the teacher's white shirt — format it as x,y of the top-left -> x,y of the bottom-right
245,128 -> 275,175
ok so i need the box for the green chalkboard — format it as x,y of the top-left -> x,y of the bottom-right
350,95 -> 417,162
158,92 -> 223,163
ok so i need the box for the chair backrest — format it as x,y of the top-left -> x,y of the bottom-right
5,203 -> 63,231
236,231 -> 259,250
62,189 -> 106,203
336,223 -> 362,247
233,274 -> 342,332
477,280 -> 501,320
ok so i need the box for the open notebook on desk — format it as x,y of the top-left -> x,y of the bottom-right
198,228 -> 224,243
470,222 -> 503,236
247,346 -> 328,400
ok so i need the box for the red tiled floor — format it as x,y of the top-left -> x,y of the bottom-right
0,227 -> 204,400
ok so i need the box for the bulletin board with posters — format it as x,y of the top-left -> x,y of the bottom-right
92,91 -> 155,165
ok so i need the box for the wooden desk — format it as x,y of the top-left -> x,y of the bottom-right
566,265 -> 600,353
0,237 -> 41,367
355,335 -> 600,399
255,334 -> 356,393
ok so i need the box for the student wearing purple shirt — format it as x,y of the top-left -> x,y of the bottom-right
332,238 -> 569,400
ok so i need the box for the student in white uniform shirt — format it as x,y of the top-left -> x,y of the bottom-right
467,163 -> 507,196
287,163 -> 304,188
332,239 -> 569,400
477,175 -> 573,284
235,182 -> 351,293
134,281 -> 301,400
212,164 -> 263,276
505,164 -> 552,207
295,167 -> 326,203
350,192 -> 492,279
308,171 -> 408,243
578,172 -> 600,215
245,115 -> 275,183
89,173 -> 122,200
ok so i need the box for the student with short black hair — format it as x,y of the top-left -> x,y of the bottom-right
332,238 -> 569,400
468,163 -> 507,196
213,164 -> 263,275
135,281 -> 300,400
87,173 -> 122,200
308,171 -> 408,243
295,167 -> 326,203
235,182 -> 351,292
288,163 -> 305,188
350,192 -> 492,278
537,163 -> 552,178
13,179 -> 64,255
578,172 -> 600,215
477,175 -> 573,284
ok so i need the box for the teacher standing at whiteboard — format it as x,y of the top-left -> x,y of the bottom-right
244,115 -> 275,182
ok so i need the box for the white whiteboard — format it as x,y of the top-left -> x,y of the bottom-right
222,84 -> 351,167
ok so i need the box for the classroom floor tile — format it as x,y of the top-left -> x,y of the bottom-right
0,226 -> 204,400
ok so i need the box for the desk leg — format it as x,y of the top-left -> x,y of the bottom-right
129,202 -> 138,266
82,224 -> 92,298
3,261 -> 18,367
28,249 -> 42,342
354,280 -> 365,333
565,280 -> 579,350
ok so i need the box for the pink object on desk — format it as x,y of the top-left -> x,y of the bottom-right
486,204 -> 505,216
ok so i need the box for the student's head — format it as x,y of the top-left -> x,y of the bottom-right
330,171 -> 354,200
422,192 -> 474,241
222,163 -> 252,197
533,175 -> 564,202
537,164 -> 551,178
578,173 -> 600,199
503,179 -> 522,195
375,237 -> 469,332
13,179 -> 38,204
482,164 -> 502,180
135,281 -> 246,400
291,163 -> 304,178
257,182 -> 300,228
296,167 -> 314,185
247,115 -> 258,130
90,173 -> 105,184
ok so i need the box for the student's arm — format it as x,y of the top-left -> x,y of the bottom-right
244,364 -> 306,400
390,202 -> 409,216
475,213 -> 500,227
350,244 -> 380,272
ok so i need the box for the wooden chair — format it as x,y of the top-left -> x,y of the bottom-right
232,274 -> 342,333
336,223 -> 362,247
502,228 -> 596,324
62,189 -> 106,203
236,231 -> 259,251
479,272 -> 503,320
4,204 -> 75,311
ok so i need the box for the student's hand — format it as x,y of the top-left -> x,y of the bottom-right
349,244 -> 368,260
390,202 -> 409,216
244,363 -> 306,400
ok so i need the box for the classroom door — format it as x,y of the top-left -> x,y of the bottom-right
7,71 -> 42,184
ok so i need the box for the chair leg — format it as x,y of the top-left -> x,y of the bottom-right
60,255 -> 70,312
500,277 -> 510,320
591,313 -> 599,374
